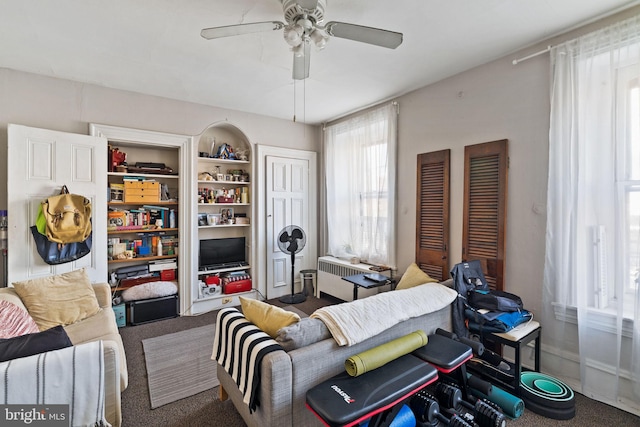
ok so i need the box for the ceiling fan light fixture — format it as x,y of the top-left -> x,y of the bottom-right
310,27 -> 329,50
284,24 -> 304,46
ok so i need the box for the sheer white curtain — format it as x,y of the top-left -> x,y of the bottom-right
324,103 -> 397,266
544,15 -> 640,414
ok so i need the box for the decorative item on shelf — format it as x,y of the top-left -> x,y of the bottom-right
207,213 -> 221,226
208,136 -> 216,158
216,194 -> 235,203
229,169 -> 245,181
214,143 -> 234,160
198,172 -> 214,181
241,187 -> 249,204
109,183 -> 124,202
109,146 -> 127,172
197,213 -> 208,227
236,149 -> 249,162
220,208 -> 235,224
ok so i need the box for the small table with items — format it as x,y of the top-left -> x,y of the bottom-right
341,273 -> 396,300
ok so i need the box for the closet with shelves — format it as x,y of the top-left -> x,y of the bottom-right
90,124 -> 195,319
192,123 -> 256,314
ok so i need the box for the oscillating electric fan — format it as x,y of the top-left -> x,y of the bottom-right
277,224 -> 307,304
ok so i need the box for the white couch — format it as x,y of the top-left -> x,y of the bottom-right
0,282 -> 127,427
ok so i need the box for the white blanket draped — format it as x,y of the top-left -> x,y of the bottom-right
0,340 -> 109,427
311,282 -> 457,346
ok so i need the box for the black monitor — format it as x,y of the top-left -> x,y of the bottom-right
199,237 -> 246,270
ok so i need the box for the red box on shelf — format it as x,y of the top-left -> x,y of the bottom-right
223,279 -> 252,294
160,269 -> 176,281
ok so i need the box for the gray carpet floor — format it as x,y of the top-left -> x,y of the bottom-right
119,295 -> 640,426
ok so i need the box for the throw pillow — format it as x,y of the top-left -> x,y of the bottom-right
395,262 -> 438,290
276,317 -> 331,352
0,300 -> 40,338
0,325 -> 73,363
12,269 -> 101,331
239,297 -> 301,338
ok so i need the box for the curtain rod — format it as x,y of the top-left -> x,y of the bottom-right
512,45 -> 552,65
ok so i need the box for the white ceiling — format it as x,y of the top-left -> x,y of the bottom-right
2,0 -> 639,124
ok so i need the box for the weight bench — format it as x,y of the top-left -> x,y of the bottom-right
413,333 -> 478,401
306,333 -> 480,427
306,354 -> 438,427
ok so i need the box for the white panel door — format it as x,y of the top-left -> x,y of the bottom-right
7,124 -> 107,285
266,155 -> 310,299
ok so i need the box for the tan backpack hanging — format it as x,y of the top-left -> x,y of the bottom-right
41,185 -> 92,244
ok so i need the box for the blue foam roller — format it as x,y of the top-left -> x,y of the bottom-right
362,404 -> 416,427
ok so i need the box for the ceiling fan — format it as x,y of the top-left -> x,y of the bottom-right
201,0 -> 403,80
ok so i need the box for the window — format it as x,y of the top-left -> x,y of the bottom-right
619,75 -> 640,314
544,15 -> 640,411
323,103 -> 397,266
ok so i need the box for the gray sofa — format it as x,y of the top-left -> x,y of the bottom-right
216,280 -> 455,427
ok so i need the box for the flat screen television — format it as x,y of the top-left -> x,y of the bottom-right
199,237 -> 246,270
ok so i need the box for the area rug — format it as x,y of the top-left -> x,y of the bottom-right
142,324 -> 219,409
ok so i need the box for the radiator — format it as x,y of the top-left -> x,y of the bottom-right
317,256 -> 390,301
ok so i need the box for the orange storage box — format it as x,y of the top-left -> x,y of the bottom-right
124,181 -> 160,203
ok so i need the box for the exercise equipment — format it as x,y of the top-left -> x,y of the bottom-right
306,331 -> 510,427
434,383 -> 506,427
410,388 -> 506,427
518,372 -> 575,420
465,373 -> 524,419
306,354 -> 438,427
361,404 -> 416,427
410,390 -> 474,427
345,330 -> 428,377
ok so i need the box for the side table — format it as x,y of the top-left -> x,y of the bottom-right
341,273 -> 396,300
482,320 -> 541,395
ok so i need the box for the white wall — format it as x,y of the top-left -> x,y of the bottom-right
0,68 -> 320,285
395,53 -> 550,315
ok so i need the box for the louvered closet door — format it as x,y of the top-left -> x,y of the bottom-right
462,140 -> 508,291
416,150 -> 450,281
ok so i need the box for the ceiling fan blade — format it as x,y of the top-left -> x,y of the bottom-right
292,42 -> 311,80
201,21 -> 284,40
297,0 -> 319,11
324,21 -> 403,49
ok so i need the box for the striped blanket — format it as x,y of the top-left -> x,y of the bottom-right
212,308 -> 283,412
0,340 -> 109,427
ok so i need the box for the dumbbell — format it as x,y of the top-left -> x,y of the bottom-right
435,383 -> 506,427
410,390 -> 474,427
